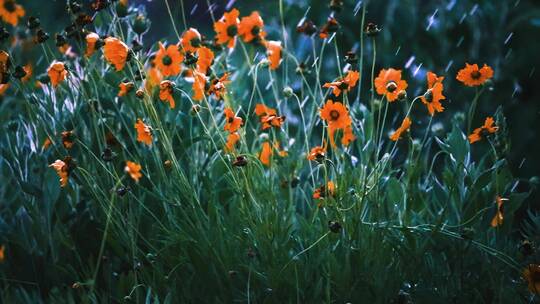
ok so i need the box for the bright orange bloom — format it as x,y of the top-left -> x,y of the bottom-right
154,42 -> 183,77
490,196 -> 507,228
323,70 -> 360,96
341,125 -> 356,146
159,80 -> 175,108
196,46 -> 214,74
259,141 -> 273,166
320,100 -> 352,130
224,132 -> 240,153
61,130 -> 74,149
313,181 -> 335,199
456,63 -> 493,87
145,66 -> 163,92
374,68 -> 408,102
224,107 -> 243,133
265,40 -> 282,70
192,71 -> 206,101
47,61 -> 68,88
135,119 -> 152,146
207,73 -> 229,100
214,8 -> 240,48
0,0 -> 25,26
118,81 -> 134,97
181,28 -> 202,53
390,117 -> 412,141
125,161 -> 142,182
468,116 -> 499,144
49,157 -> 73,187
238,11 -> 266,43
254,103 -> 285,130
307,145 -> 326,161
420,72 -> 445,116
103,37 -> 129,71
524,264 -> 540,294
427,71 -> 444,87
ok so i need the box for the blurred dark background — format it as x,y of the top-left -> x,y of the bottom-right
21,0 -> 540,205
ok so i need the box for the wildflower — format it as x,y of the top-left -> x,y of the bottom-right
132,14 -> 149,35
468,116 -> 498,144
254,103 -> 285,130
238,11 -> 266,43
364,22 -> 381,37
49,156 -> 74,187
313,181 -> 335,199
456,63 -> 493,87
196,46 -> 214,74
47,61 -> 68,88
159,80 -> 175,108
225,132 -> 240,153
135,119 -> 152,146
374,68 -> 408,102
103,37 -> 130,71
192,71 -> 206,101
85,32 -> 101,57
0,50 -> 9,84
390,117 -> 412,141
214,8 -> 240,48
420,72 -> 445,116
0,245 -> 4,263
323,70 -> 360,96
118,81 -> 134,97
320,100 -> 352,130
145,66 -> 163,92
0,0 -> 25,26
296,19 -> 317,36
224,107 -> 243,133
265,40 -> 282,70
61,130 -> 75,149
181,28 -> 202,53
259,141 -> 272,166
125,161 -> 142,182
524,264 -> 540,294
154,42 -> 183,77
207,73 -> 229,100
319,17 -> 339,39
491,196 -> 507,227
341,125 -> 356,146
307,145 -> 326,161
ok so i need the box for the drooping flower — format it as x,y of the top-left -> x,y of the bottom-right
125,161 -> 142,182
420,72 -> 445,116
224,132 -> 240,153
224,107 -> 243,133
319,17 -> 339,39
265,40 -> 282,70
238,11 -> 266,43
61,130 -> 74,149
47,61 -> 68,88
313,181 -> 335,199
259,141 -> 273,166
254,103 -> 285,130
85,32 -> 100,57
390,117 -> 412,141
159,80 -> 175,108
0,0 -> 25,26
207,73 -> 229,100
456,63 -> 493,87
21,64 -> 32,82
468,116 -> 499,144
181,28 -> 202,53
192,71 -> 206,101
491,196 -> 507,228
307,145 -> 326,161
103,37 -> 129,71
214,8 -> 240,48
196,46 -> 214,74
49,156 -> 74,187
145,66 -> 163,92
118,81 -> 134,97
320,100 -> 352,130
374,68 -> 408,102
154,42 -> 183,77
323,70 -> 360,96
135,119 -> 152,146
524,264 -> 540,294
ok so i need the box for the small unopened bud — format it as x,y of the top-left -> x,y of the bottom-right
164,159 -> 172,169
283,86 -> 293,98
328,220 -> 342,233
191,104 -> 201,114
365,22 -> 381,37
135,89 -> 145,99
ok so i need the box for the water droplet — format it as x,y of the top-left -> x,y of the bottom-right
504,32 -> 513,45
405,56 -> 415,69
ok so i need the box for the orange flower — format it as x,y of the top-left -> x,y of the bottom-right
61,130 -> 74,149
254,103 -> 285,130
192,71 -> 206,101
238,11 -> 266,43
224,107 -> 243,133
125,161 -> 142,182
224,132 -> 240,153
468,116 -> 498,144
181,28 -> 202,53
307,145 -> 326,161
374,68 -> 408,102
154,42 -> 183,77
118,81 -> 134,97
0,0 -> 25,26
145,66 -> 163,92
0,245 -> 4,263
103,37 -> 129,71
42,137 -> 52,150
341,125 -> 356,146
259,141 -> 273,166
0,83 -> 8,95
135,119 -> 152,146
524,264 -> 540,294
21,64 -> 32,82
323,70 -> 360,96
47,61 -> 68,88
265,40 -> 282,70
390,117 -> 412,141
313,181 -> 335,199
214,8 -> 240,48
319,17 -> 339,39
456,63 -> 493,87
420,72 -> 445,116
159,80 -> 175,108
490,196 -> 507,227
196,46 -> 214,74
49,157 -> 74,187
208,73 -> 229,100
320,100 -> 352,130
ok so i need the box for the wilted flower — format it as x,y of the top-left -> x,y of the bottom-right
390,117 -> 411,141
